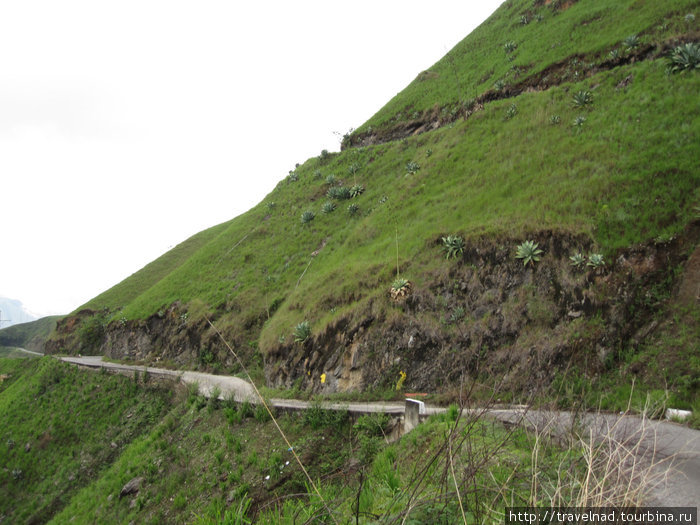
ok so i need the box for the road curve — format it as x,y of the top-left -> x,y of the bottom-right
57,355 -> 699,506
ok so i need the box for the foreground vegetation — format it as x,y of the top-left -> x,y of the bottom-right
1,358 -> 660,523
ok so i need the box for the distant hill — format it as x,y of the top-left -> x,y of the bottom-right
0,297 -> 38,329
0,316 -> 59,353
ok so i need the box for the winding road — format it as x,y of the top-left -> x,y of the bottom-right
57,355 -> 699,507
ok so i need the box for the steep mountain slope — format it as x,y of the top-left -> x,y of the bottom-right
46,0 -> 699,407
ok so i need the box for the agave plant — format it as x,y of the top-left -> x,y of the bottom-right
266,201 -> 277,211
571,90 -> 593,108
587,253 -> 605,270
504,103 -> 518,120
293,321 -> 311,343
350,184 -> 365,198
325,174 -> 337,185
442,235 -> 465,260
667,42 -> 700,73
520,15 -> 529,25
301,210 -> 315,224
569,253 -> 586,268
347,203 -> 360,216
573,115 -> 586,130
550,114 -> 561,125
327,186 -> 351,200
515,240 -> 543,266
494,79 -> 506,91
287,170 -> 298,182
390,278 -> 412,301
405,161 -> 420,175
504,41 -> 517,53
321,201 -> 336,214
608,48 -> 620,60
624,34 -> 640,51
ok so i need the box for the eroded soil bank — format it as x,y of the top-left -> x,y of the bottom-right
47,226 -> 699,399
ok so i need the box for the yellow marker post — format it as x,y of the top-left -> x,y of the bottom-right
320,373 -> 326,384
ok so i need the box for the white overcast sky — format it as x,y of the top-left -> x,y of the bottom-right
1,0 -> 502,317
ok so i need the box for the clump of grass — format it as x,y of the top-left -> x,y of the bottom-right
405,161 -> 420,175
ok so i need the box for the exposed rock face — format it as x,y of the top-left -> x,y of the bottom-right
266,230 -> 697,396
119,476 -> 144,498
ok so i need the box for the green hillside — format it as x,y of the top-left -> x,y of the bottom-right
2,357 -> 619,523
0,315 -> 60,353
46,0 -> 700,407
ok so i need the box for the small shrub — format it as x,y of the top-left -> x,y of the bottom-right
667,42 -> 700,73
569,253 -> 586,268
504,102 -> 518,120
449,306 -> 465,324
254,404 -> 271,422
504,41 -> 517,53
347,203 -> 360,216
572,90 -> 593,108
390,278 -> 412,301
550,114 -> 561,125
425,148 -> 433,157
300,211 -> 315,224
287,171 -> 298,182
515,240 -> 543,266
350,184 -> 365,198
325,174 -> 336,185
327,186 -> 351,200
313,169 -> 322,179
587,253 -> 605,270
624,34 -> 640,51
405,161 -> 420,175
573,115 -> 586,130
293,321 -> 311,343
319,149 -> 330,160
685,13 -> 695,23
321,201 -> 336,214
441,235 -> 465,259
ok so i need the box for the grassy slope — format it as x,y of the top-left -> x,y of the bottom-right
0,358 -> 174,524
0,315 -> 60,355
60,0 -> 699,398
48,378 -> 581,524
81,221 -> 230,313
354,0 -> 700,135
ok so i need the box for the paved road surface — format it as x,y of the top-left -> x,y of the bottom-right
58,355 -> 699,506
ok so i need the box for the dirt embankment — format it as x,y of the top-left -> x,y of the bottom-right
46,227 -> 698,396
267,228 -> 699,396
